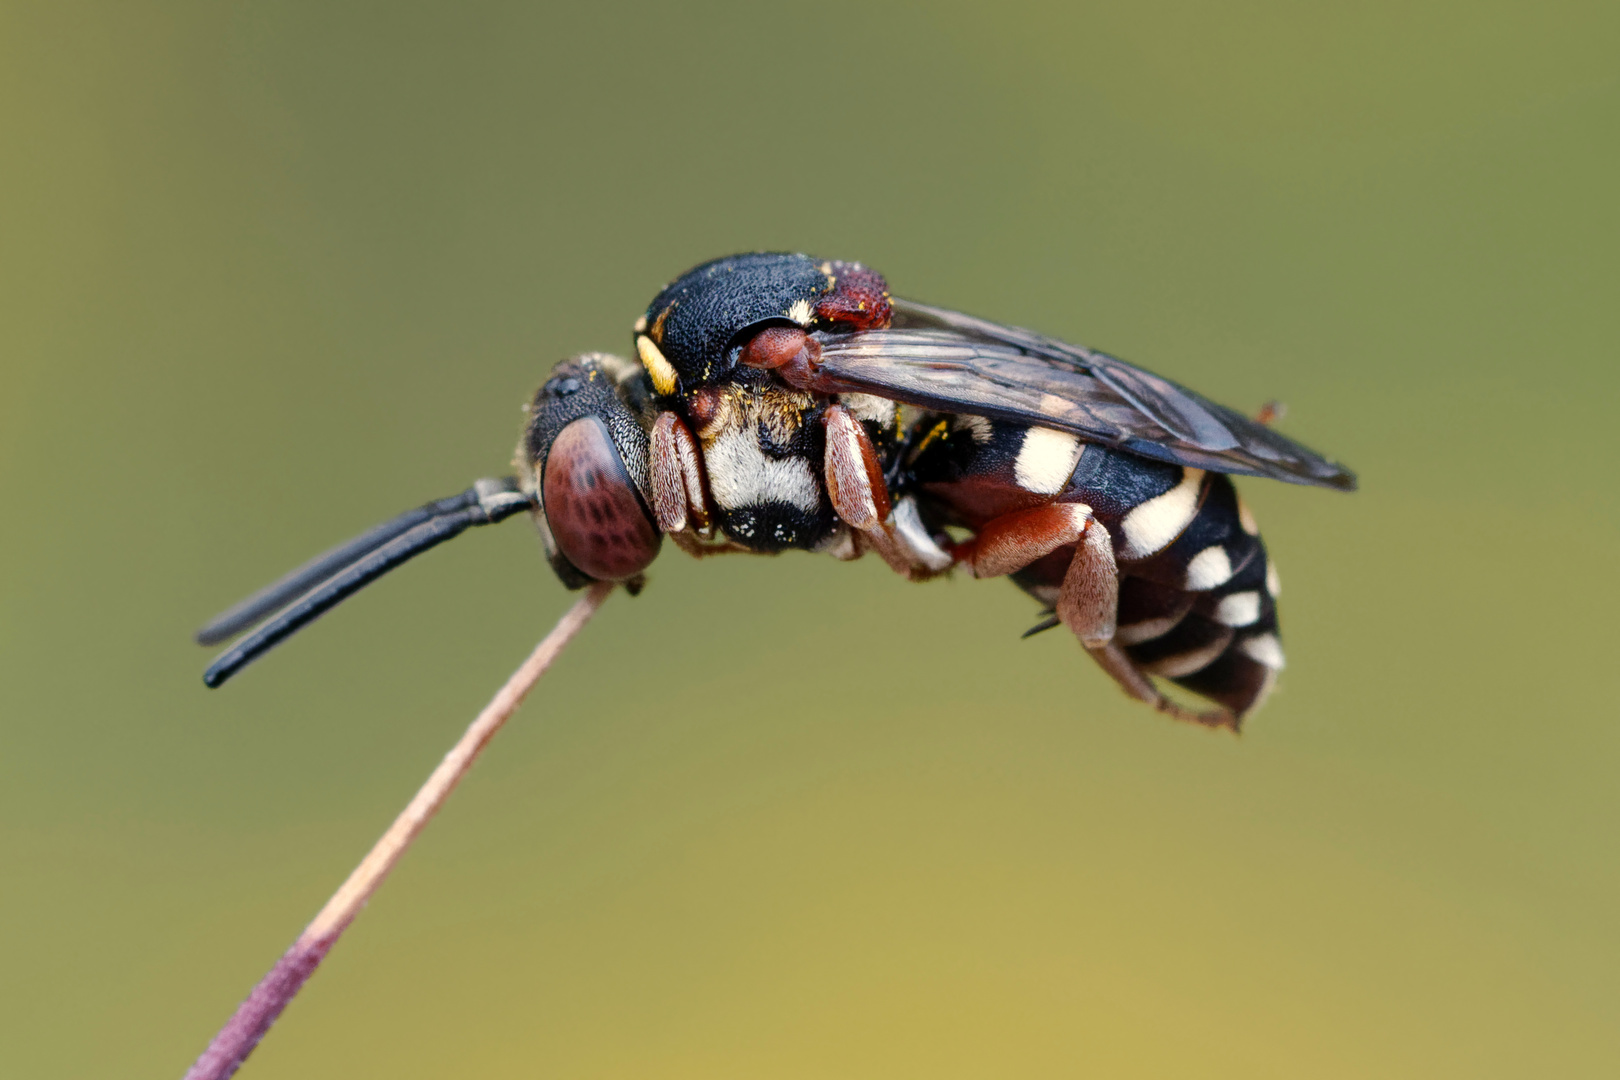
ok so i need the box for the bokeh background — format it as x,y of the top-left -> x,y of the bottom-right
3,2 -> 1618,1076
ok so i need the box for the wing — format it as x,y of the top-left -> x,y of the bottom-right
796,298 -> 1355,490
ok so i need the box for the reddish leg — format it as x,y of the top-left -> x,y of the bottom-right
650,411 -> 743,559
957,502 -> 1091,579
965,502 -> 1237,731
822,404 -> 923,577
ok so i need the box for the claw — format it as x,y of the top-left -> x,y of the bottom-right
1021,614 -> 1062,639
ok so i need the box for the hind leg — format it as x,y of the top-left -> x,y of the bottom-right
963,503 -> 1238,731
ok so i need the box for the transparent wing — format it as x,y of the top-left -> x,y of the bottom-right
798,298 -> 1355,490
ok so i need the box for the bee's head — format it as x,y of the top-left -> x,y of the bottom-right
522,354 -> 662,588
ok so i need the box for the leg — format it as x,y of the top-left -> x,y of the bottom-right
957,502 -> 1092,580
649,411 -> 749,559
967,503 -> 1238,731
961,502 -> 1121,649
1062,520 -> 1238,730
822,404 -> 920,577
1058,525 -> 1237,730
650,411 -> 710,536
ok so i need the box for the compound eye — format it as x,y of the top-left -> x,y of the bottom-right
542,417 -> 661,581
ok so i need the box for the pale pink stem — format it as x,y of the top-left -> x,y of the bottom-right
183,582 -> 614,1080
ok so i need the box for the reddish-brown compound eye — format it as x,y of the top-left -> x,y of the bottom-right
542,417 -> 662,581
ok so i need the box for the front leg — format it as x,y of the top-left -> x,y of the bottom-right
963,501 -> 1237,731
649,411 -> 746,559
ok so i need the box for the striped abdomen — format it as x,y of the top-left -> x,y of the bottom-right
904,415 -> 1285,719
1076,452 -> 1283,718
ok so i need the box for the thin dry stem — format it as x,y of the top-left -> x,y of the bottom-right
183,582 -> 614,1080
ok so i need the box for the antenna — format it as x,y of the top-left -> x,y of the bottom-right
198,478 -> 532,687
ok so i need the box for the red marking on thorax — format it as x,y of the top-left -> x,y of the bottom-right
815,262 -> 892,330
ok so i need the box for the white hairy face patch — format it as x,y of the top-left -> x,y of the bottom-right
687,381 -> 825,526
702,426 -> 820,514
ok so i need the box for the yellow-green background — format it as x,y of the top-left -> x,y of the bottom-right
3,2 -> 1617,1076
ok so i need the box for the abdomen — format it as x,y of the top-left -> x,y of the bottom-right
904,417 -> 1286,718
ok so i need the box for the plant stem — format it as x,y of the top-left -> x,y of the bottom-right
183,582 -> 614,1080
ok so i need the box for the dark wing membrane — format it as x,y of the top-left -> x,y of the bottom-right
802,298 -> 1355,490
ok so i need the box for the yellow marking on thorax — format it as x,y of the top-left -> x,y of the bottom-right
637,335 -> 678,396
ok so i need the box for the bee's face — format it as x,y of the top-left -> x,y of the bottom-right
683,379 -> 835,553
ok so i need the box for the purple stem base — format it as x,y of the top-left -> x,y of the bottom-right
183,931 -> 338,1080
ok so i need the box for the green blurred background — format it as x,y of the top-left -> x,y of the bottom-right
3,1 -> 1617,1076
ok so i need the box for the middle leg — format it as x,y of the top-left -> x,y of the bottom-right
822,404 -> 947,577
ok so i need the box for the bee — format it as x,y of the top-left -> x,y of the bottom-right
199,253 -> 1354,730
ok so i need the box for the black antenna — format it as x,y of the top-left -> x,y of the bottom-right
198,478 -> 532,688
197,489 -> 486,645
